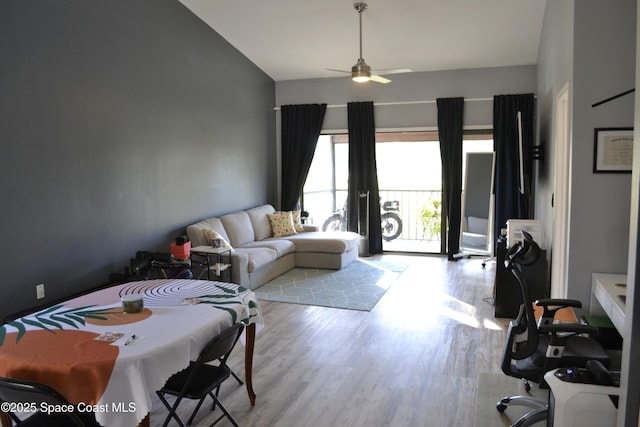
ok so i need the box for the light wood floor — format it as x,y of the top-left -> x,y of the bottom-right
149,254 -> 508,427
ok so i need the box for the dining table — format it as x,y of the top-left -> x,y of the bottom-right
0,279 -> 263,427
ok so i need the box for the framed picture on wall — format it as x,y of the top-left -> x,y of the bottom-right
593,127 -> 634,173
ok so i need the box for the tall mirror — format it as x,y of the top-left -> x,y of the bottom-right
460,152 -> 495,256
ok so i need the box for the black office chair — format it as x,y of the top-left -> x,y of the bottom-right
0,376 -> 98,426
496,231 -> 610,427
156,322 -> 244,427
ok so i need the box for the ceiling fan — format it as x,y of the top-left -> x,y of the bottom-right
327,2 -> 412,84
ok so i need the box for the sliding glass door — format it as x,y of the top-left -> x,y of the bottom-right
301,131 -> 492,255
301,135 -> 347,232
374,132 -> 443,253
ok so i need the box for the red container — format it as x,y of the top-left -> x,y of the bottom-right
170,241 -> 191,259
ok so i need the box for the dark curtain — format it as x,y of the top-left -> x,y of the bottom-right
347,101 -> 383,254
437,97 -> 464,260
493,94 -> 534,244
280,103 -> 327,211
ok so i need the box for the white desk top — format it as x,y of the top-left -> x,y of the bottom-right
591,273 -> 627,334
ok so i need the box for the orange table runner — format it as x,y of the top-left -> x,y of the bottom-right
0,329 -> 117,404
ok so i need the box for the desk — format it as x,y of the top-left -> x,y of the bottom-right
590,273 -> 627,334
0,279 -> 262,426
494,238 -> 548,318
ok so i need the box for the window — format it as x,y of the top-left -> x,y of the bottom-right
302,130 -> 493,254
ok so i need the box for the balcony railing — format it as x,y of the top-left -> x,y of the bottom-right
302,189 -> 443,253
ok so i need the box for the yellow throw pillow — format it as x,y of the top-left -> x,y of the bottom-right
203,229 -> 234,251
268,212 -> 297,238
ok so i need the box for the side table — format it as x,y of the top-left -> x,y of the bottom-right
190,245 -> 232,282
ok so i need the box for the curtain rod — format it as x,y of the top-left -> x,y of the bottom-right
273,97 -> 493,111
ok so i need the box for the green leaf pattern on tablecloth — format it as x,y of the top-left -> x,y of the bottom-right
2,284 -> 261,346
0,305 -> 116,346
191,285 -> 260,325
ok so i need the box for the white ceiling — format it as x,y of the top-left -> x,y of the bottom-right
179,0 -> 547,82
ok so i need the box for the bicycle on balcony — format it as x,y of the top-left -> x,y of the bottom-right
322,200 -> 403,241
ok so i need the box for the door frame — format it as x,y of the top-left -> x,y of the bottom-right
550,81 -> 572,298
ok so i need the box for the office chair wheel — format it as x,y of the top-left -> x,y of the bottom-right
522,379 -> 531,392
496,403 -> 507,413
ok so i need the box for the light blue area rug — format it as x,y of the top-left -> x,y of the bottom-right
255,259 -> 406,311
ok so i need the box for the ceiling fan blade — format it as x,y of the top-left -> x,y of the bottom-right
371,68 -> 413,76
370,75 -> 392,84
326,68 -> 351,74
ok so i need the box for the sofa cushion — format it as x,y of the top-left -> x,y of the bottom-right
462,232 -> 488,249
468,216 -> 488,235
234,247 -> 278,273
186,217 -> 231,248
268,212 -> 297,238
284,231 -> 360,254
220,211 -> 255,247
242,239 -> 296,258
247,204 -> 276,241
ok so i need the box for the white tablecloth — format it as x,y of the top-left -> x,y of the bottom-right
0,279 -> 263,426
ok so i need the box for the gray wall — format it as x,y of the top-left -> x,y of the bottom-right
276,65 -> 537,131
535,0 -> 574,245
535,0 -> 636,307
0,0 -> 276,318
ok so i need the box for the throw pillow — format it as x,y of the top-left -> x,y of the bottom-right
268,212 -> 297,238
203,229 -> 234,252
291,210 -> 305,233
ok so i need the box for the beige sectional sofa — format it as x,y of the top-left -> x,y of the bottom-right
186,204 -> 360,290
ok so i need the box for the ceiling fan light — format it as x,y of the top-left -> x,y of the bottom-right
352,72 -> 371,83
351,59 -> 371,83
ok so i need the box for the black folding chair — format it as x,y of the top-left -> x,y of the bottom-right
0,376 -> 97,426
156,323 -> 244,427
